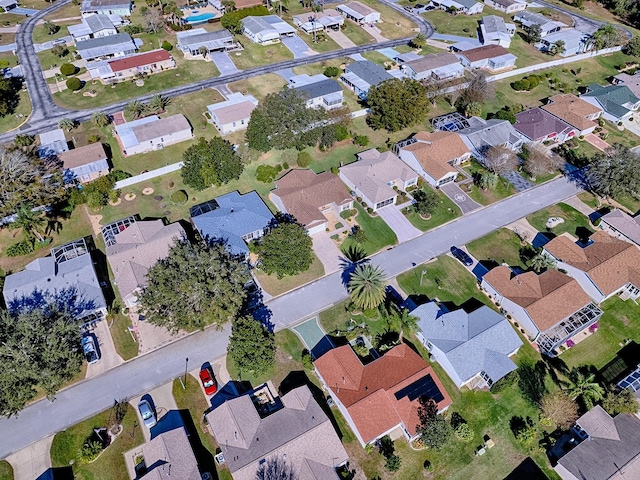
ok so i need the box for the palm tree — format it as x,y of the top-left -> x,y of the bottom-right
339,244 -> 368,287
411,33 -> 427,49
147,94 -> 171,114
9,203 -> 46,242
198,45 -> 209,58
530,252 -> 556,273
348,263 -> 386,311
386,306 -> 418,341
57,118 -> 76,132
564,369 -> 604,410
91,111 -> 110,127
124,100 -> 146,120
550,40 -> 565,56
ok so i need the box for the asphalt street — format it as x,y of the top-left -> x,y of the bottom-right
0,175 -> 581,460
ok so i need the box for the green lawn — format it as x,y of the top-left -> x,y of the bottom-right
466,228 -> 528,270
319,300 -> 390,338
463,160 -> 516,205
397,255 -> 491,309
231,38 -> 293,70
526,202 -> 593,239
0,32 -> 15,46
561,297 -> 640,370
404,188 -> 461,232
0,89 -> 31,134
341,203 -> 397,256
50,403 -> 144,480
0,461 -> 13,480
361,50 -> 390,66
341,22 -> 375,45
296,30 -> 341,52
254,252 -> 325,297
578,191 -> 601,210
357,0 -> 417,39
37,46 -> 77,71
32,21 -> 74,44
423,10 -> 478,38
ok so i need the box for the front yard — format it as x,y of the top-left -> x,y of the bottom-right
462,161 -> 516,205
466,228 -> 529,270
339,203 -> 397,256
253,253 -> 325,297
526,202 -> 593,239
403,189 -> 461,231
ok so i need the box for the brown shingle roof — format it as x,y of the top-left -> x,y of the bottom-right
108,48 -> 170,72
403,52 -> 460,74
58,142 -> 107,169
459,44 -> 510,62
400,131 -> 470,180
132,114 -> 191,143
271,169 -> 352,228
212,101 -> 257,126
545,231 -> 640,296
542,94 -> 601,131
483,266 -> 593,332
314,343 -> 451,443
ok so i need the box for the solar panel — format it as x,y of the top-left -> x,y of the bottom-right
394,374 -> 444,403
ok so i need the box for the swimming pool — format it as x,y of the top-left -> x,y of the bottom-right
185,12 -> 216,23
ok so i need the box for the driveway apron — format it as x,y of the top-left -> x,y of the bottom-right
439,182 -> 482,214
376,205 -> 421,243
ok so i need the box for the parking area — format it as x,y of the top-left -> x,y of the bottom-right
292,317 -> 334,359
210,51 -> 239,76
85,320 -> 124,378
11,7 -> 39,15
281,35 -> 315,58
376,205 -> 421,243
129,382 -> 180,443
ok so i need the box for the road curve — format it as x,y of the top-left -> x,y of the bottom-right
1,0 -> 433,142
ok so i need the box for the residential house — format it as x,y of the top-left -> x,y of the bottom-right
88,49 -> 176,83
541,93 -> 602,136
456,116 -> 526,157
399,52 -> 465,82
314,343 -> 452,447
131,426 -> 200,480
293,9 -> 344,34
513,107 -> 574,143
412,302 -> 523,389
207,383 -> 349,480
513,11 -> 566,37
242,15 -> 296,45
3,238 -> 108,323
336,1 -> 380,24
612,72 -> 640,98
536,28 -> 589,57
480,15 -> 516,48
484,0 -> 526,14
340,60 -> 393,99
0,0 -> 17,11
581,83 -> 640,122
206,92 -> 258,135
81,0 -> 132,18
553,406 -> 640,480
339,148 -> 419,211
455,44 -> 517,71
433,0 -> 484,15
75,32 -> 137,60
190,191 -> 274,257
37,128 -> 68,158
270,169 -> 353,235
289,74 -> 344,110
396,131 -> 471,187
176,28 -> 237,55
543,231 -> 640,303
115,114 -> 192,156
67,14 -> 117,42
394,51 -> 422,64
600,209 -> 640,248
58,142 -> 109,184
102,217 -> 185,307
480,265 -> 603,356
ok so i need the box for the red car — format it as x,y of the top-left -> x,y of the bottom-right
199,366 -> 218,395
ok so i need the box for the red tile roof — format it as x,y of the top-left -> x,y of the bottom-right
314,343 -> 451,443
108,49 -> 171,72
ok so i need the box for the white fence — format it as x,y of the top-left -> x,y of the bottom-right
114,162 -> 184,190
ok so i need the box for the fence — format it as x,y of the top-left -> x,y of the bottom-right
114,162 -> 184,190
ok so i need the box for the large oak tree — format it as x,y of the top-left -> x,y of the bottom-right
366,78 -> 430,132
181,137 -> 244,191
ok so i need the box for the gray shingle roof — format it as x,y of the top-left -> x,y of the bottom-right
294,78 -> 343,100
177,28 -> 233,50
458,116 -> 525,155
583,84 -> 640,119
141,426 -> 200,480
602,209 -> 640,246
84,14 -> 115,33
191,191 -> 274,257
76,32 -> 136,59
412,302 -> 523,384
345,60 -> 393,88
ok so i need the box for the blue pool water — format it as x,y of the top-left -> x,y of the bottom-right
185,12 -> 216,23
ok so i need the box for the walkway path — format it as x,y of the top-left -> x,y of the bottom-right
366,24 -> 387,42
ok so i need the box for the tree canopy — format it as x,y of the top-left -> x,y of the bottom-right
585,144 -> 640,200
366,78 -> 430,132
181,137 -> 244,191
227,315 -> 275,376
0,77 -> 21,118
246,88 -> 326,152
139,239 -> 250,332
0,146 -> 67,218
348,263 -> 386,311
416,396 -> 450,449
256,218 -> 314,278
0,308 -> 83,417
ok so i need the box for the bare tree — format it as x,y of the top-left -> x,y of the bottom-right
523,144 -> 563,178
540,391 -> 579,430
483,145 -> 518,175
456,72 -> 493,109
255,456 -> 297,480
143,8 -> 165,33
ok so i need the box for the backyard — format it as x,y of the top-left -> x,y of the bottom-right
526,202 -> 593,239
466,228 -> 529,270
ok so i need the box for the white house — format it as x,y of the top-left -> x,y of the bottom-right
115,114 -> 193,156
206,92 -> 258,135
536,28 -> 589,57
513,11 -> 566,37
399,52 -> 464,82
242,15 -> 296,44
433,0 -> 484,15
292,9 -> 344,33
480,15 -> 516,48
289,74 -> 344,110
81,0 -> 132,17
75,32 -> 136,60
455,44 -> 517,71
484,0 -> 526,14
67,14 -> 117,42
336,1 -> 380,24
37,128 -> 68,158
541,94 -> 602,136
176,28 -> 237,55
581,83 -> 640,122
456,116 -> 526,157
396,131 -> 470,187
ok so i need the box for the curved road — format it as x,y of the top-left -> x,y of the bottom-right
1,0 -> 433,142
535,0 -> 633,38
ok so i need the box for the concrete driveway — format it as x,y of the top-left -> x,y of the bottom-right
376,205 -> 421,243
5,435 -> 54,480
439,182 -> 482,214
312,231 -> 344,274
85,320 -> 125,378
130,382 -> 179,442
366,24 -> 387,42
326,29 -> 356,48
33,35 -> 72,52
281,35 -> 315,58
210,51 -> 239,76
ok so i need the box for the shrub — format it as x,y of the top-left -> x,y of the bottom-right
354,135 -> 369,146
161,40 -> 173,51
66,77 -> 82,91
324,66 -> 340,77
385,454 -> 401,472
340,209 -> 355,219
302,351 -> 313,370
331,166 -> 339,175
109,170 -> 131,182
256,164 -> 279,183
296,151 -> 312,168
276,163 -> 283,172
6,240 -> 34,257
123,24 -> 144,34
87,134 -> 100,144
81,434 -> 105,463
490,370 -> 519,392
170,189 -> 188,205
335,124 -> 350,141
454,423 -> 474,442
282,162 -> 289,170
60,63 -> 76,76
